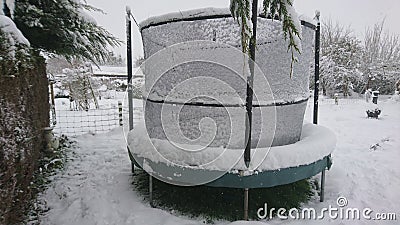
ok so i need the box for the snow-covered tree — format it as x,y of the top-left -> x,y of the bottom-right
99,51 -> 125,66
320,20 -> 363,97
2,0 -> 120,63
0,11 -> 31,76
362,20 -> 400,94
62,64 -> 99,111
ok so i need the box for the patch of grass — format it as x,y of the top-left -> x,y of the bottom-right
133,170 -> 313,222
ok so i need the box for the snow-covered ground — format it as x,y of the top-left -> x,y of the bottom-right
33,96 -> 399,225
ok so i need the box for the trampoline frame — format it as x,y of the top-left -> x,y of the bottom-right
125,8 -> 329,220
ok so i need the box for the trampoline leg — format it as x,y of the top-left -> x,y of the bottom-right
149,175 -> 154,207
244,188 -> 249,220
320,169 -> 325,202
131,162 -> 135,174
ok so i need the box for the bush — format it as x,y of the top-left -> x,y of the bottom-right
0,28 -> 49,224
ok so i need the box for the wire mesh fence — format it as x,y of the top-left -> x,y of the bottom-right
53,106 -> 122,136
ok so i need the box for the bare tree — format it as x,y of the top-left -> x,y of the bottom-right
320,19 -> 363,97
362,19 -> 400,94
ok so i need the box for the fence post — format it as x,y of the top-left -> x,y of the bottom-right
118,101 -> 123,126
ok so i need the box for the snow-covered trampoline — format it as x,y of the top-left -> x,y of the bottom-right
128,123 -> 334,188
125,7 -> 335,213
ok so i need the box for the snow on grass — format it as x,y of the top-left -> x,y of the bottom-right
33,97 -> 399,224
33,127 -> 209,225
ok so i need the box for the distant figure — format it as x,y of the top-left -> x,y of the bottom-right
334,93 -> 339,105
365,89 -> 372,102
372,91 -> 379,104
69,96 -> 77,111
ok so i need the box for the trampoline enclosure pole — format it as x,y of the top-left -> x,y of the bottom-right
244,188 -> 249,220
313,11 -> 326,202
126,7 -> 134,131
320,169 -> 325,202
313,12 -> 320,125
244,0 -> 259,168
149,175 -> 154,207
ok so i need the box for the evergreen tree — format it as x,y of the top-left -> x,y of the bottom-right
230,0 -> 302,73
6,0 -> 120,63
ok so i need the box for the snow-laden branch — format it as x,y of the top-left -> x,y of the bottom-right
230,0 -> 302,76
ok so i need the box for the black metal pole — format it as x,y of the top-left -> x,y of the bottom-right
313,13 -> 320,125
314,12 -> 326,203
149,175 -> 154,207
320,169 -> 325,202
244,188 -> 249,220
126,7 -> 134,131
244,0 -> 258,168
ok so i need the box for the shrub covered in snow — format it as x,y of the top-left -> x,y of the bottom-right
1,10 -> 48,225
0,50 -> 49,224
0,15 -> 31,77
61,64 -> 99,110
318,19 -> 400,96
1,1 -> 119,223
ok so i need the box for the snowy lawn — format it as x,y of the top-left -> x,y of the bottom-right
132,170 -> 311,222
32,97 -> 399,225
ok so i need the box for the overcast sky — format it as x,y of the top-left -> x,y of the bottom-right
86,0 -> 400,59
